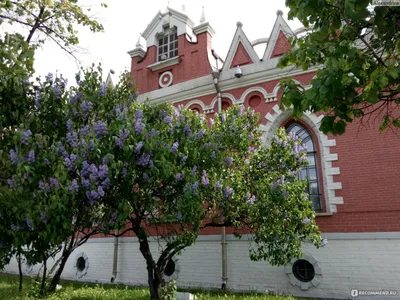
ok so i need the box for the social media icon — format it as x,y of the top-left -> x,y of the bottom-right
351,289 -> 359,297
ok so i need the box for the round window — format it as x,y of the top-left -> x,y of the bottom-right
164,259 -> 176,277
292,259 -> 315,282
76,257 -> 86,272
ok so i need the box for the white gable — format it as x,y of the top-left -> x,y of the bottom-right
142,7 -> 195,48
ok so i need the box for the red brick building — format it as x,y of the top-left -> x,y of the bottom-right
6,7 -> 400,299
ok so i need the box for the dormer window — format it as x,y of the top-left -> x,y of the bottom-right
158,27 -> 178,61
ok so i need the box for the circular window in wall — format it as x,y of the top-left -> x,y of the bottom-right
292,259 -> 315,282
284,254 -> 322,290
248,94 -> 262,108
75,252 -> 89,279
163,256 -> 180,282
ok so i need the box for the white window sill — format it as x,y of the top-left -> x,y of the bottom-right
147,56 -> 180,71
316,212 -> 333,217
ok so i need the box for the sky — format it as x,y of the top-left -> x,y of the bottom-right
29,0 -> 303,85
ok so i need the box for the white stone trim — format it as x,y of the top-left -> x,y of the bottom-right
163,256 -> 180,282
142,8 -> 195,48
159,71 -> 174,88
148,57 -> 180,72
239,86 -> 268,103
284,254 -> 322,290
192,22 -> 215,37
260,104 -> 343,213
74,252 -> 89,279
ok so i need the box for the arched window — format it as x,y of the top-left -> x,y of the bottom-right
286,122 -> 322,211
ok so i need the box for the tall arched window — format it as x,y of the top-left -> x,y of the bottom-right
286,122 -> 322,212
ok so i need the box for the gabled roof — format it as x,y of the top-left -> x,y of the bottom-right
223,21 -> 260,70
141,7 -> 195,48
262,10 -> 295,61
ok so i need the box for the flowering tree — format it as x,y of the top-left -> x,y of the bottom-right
1,65 -> 326,299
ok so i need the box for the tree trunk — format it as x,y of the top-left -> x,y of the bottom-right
17,254 -> 23,292
48,249 -> 71,292
137,230 -> 164,300
40,259 -> 47,298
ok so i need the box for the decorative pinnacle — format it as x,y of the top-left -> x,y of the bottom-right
236,21 -> 243,28
135,34 -> 143,48
276,9 -> 283,16
200,6 -> 206,23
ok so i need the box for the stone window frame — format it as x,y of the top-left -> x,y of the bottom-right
163,256 -> 180,282
284,253 -> 322,290
74,252 -> 89,279
157,27 -> 178,62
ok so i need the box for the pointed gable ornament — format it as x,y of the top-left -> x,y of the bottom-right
222,21 -> 259,70
262,9 -> 295,61
199,6 -> 206,23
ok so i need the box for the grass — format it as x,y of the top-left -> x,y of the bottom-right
0,273 -> 304,300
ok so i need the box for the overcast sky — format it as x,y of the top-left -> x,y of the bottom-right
31,0 -> 303,85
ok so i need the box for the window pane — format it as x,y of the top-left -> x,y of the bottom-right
305,139 -> 314,152
309,182 -> 318,195
163,36 -> 168,44
307,154 -> 315,165
308,167 -> 317,180
310,195 -> 321,210
299,169 -> 307,180
169,51 -> 174,58
159,38 -> 164,46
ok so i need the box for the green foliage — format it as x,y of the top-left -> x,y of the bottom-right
159,280 -> 177,300
279,0 -> 400,134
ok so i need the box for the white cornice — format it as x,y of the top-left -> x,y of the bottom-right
137,65 -> 319,105
192,22 -> 216,37
127,47 -> 146,59
147,56 -> 181,71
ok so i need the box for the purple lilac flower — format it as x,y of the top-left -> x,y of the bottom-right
81,101 -> 93,115
192,181 -> 199,195
69,179 -> 79,192
81,161 -> 90,177
49,177 -> 59,188
66,119 -> 73,132
52,85 -> 61,98
39,180 -> 50,193
211,151 -> 216,160
70,154 -> 78,162
98,165 -> 108,180
94,121 -> 108,139
135,141 -> 144,153
250,109 -> 255,117
224,187 -> 233,199
225,157 -> 233,167
9,149 -> 18,165
143,173 -> 150,182
221,114 -> 226,122
27,150 -> 35,164
7,178 -> 14,188
81,177 -> 90,189
66,132 -> 78,147
116,129 -> 129,148
184,124 -> 191,135
89,140 -> 95,152
175,173 -> 184,181
171,142 -> 179,153
101,178 -> 110,190
180,156 -> 188,164
215,181 -> 222,189
302,218 -> 311,225
274,233 -> 279,241
137,153 -> 151,167
40,211 -> 47,224
209,118 -> 214,126
163,116 -> 172,124
249,195 -> 256,205
26,218 -> 33,230
103,155 -> 109,165
11,224 -> 22,231
135,109 -> 143,120
80,125 -> 90,136
134,120 -> 145,135
239,105 -> 245,115
45,73 -> 53,82
35,90 -> 40,108
201,170 -> 209,186
22,130 -> 32,145
99,82 -> 107,97
23,173 -> 29,180
97,186 -> 105,197
321,239 -> 328,247
191,166 -> 197,176
121,167 -> 127,178
198,129 -> 205,139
